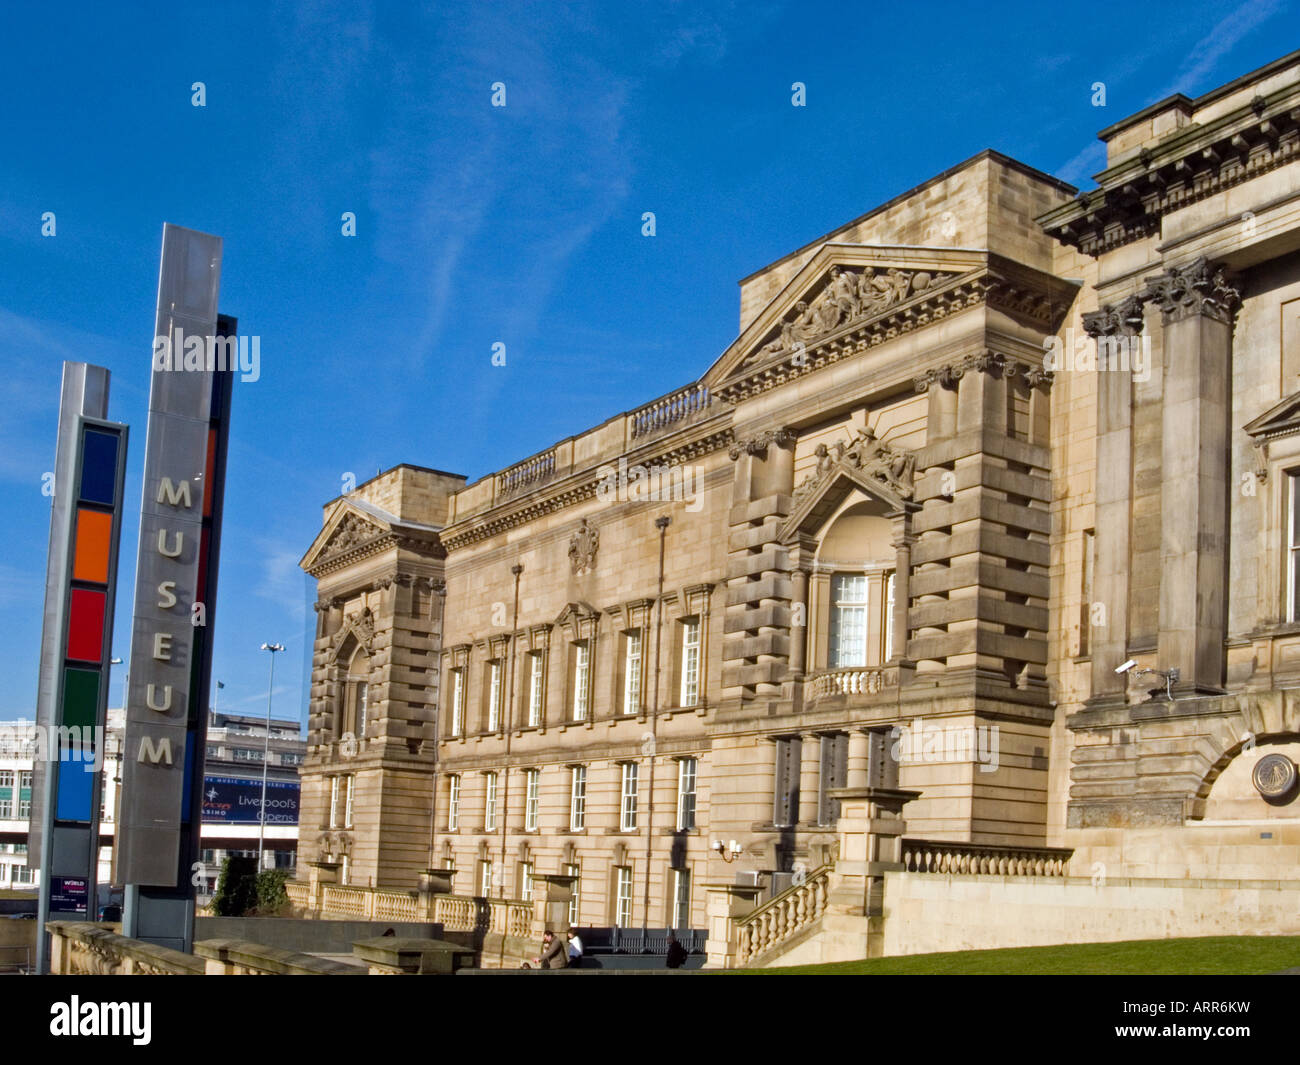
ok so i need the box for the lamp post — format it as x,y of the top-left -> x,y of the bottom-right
258,643 -> 285,872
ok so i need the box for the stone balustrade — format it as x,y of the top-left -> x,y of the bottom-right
293,879 -> 532,936
735,866 -> 831,966
900,838 -> 1073,877
47,921 -> 205,976
495,449 -> 557,498
808,665 -> 897,698
630,383 -> 712,439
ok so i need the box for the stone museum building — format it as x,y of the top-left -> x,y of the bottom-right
297,51 -> 1300,955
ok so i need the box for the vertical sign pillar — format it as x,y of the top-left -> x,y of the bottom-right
32,362 -> 128,973
119,224 -> 235,952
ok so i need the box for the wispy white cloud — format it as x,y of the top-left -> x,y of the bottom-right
1056,140 -> 1108,187
1151,0 -> 1289,100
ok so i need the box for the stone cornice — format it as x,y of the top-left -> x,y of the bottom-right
1140,256 -> 1241,324
1081,295 -> 1147,337
912,349 -> 1053,392
439,426 -> 736,552
1039,85 -> 1300,258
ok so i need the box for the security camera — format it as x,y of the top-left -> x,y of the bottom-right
1115,659 -> 1137,675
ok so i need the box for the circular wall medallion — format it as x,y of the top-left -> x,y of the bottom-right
1252,753 -> 1298,799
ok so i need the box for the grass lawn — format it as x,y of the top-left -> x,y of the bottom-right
740,936 -> 1300,975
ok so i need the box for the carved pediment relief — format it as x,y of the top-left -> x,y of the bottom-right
332,606 -> 376,659
741,265 -> 954,371
782,429 -> 917,542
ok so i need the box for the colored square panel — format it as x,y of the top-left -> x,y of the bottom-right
61,668 -> 100,730
55,753 -> 94,822
72,508 -> 112,584
79,429 -> 119,505
66,589 -> 106,662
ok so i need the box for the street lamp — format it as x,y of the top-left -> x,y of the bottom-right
258,643 -> 285,872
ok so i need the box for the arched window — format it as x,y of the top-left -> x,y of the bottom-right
343,647 -> 371,739
813,501 -> 897,669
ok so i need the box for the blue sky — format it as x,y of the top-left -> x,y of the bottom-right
0,0 -> 1294,725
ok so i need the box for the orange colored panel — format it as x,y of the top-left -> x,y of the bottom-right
72,508 -> 112,584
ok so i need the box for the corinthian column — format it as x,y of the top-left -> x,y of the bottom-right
1142,258 -> 1240,694
1082,295 -> 1145,701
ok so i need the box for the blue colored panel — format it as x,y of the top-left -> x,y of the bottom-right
79,429 -> 119,505
181,731 -> 196,825
55,753 -> 94,822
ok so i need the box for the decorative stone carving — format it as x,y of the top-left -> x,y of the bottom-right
727,427 -> 796,460
749,266 -> 952,365
320,513 -> 383,564
333,606 -> 376,656
1141,257 -> 1240,324
568,518 -> 599,575
793,427 -> 916,501
1081,295 -> 1146,337
913,351 -> 1052,393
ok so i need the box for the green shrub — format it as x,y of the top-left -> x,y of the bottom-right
254,868 -> 290,914
211,856 -> 258,917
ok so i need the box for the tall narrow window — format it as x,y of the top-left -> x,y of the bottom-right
484,771 -> 498,831
355,681 -> 369,738
527,652 -> 544,727
817,733 -> 848,825
565,862 -> 580,926
615,866 -> 633,927
672,868 -> 691,929
676,757 -> 697,831
829,575 -> 869,668
520,862 -> 534,902
525,768 -> 540,831
447,775 -> 460,831
623,629 -> 642,715
883,570 -> 896,661
569,765 -> 586,831
342,774 -> 354,829
680,618 -> 701,707
487,660 -> 503,732
329,775 -> 339,828
345,648 -> 371,739
1081,529 -> 1095,655
449,668 -> 464,737
572,642 -> 591,721
479,859 -> 494,897
773,737 -> 802,828
1291,473 -> 1300,622
620,762 -> 639,831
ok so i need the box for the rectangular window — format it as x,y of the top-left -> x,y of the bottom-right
680,618 -> 701,706
1290,473 -> 1300,623
0,801 -> 11,819
479,860 -> 494,898
615,866 -> 633,927
0,771 -> 12,788
484,772 -> 498,831
18,799 -> 30,819
19,771 -> 32,790
817,733 -> 848,825
620,762 -> 639,831
525,768 -> 540,831
773,737 -> 802,828
487,660 -> 503,732
673,868 -> 691,929
527,653 -> 544,727
565,862 -> 580,926
450,668 -> 464,737
343,775 -> 354,829
569,765 -> 586,831
328,776 -> 339,828
829,574 -> 868,668
623,629 -> 642,715
520,861 -> 534,902
572,642 -> 590,721
448,775 -> 460,831
356,681 -> 369,737
676,757 -> 697,831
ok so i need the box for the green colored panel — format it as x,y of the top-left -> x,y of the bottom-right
0,789 -> 10,800
61,667 -> 101,731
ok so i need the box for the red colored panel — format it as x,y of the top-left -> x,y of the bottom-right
203,428 -> 216,517
67,589 -> 106,662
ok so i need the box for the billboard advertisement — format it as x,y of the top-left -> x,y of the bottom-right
201,776 -> 299,825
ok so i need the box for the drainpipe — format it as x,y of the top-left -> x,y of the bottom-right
642,515 -> 670,940
498,563 -> 523,965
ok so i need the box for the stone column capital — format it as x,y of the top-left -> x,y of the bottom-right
1082,294 -> 1147,337
1141,257 -> 1240,325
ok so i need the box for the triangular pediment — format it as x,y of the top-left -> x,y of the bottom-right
301,496 -> 444,575
1245,390 -> 1300,442
703,244 -> 988,390
780,429 -> 918,543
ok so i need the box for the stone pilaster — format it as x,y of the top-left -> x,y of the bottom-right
1142,258 -> 1240,694
1081,295 -> 1145,701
